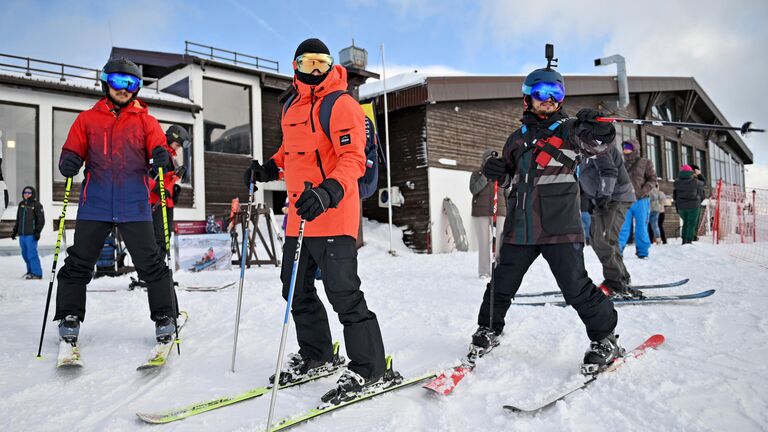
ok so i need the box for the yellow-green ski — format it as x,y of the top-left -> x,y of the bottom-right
136,311 -> 188,371
136,341 -> 344,424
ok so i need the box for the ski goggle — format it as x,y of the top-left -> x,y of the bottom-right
529,81 -> 565,103
295,53 -> 333,74
100,72 -> 142,92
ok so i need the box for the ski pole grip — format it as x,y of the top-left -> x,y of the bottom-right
595,117 -> 613,123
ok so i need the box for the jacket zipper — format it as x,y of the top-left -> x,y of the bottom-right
309,87 -> 317,132
21,207 -> 26,234
82,172 -> 91,205
103,131 -> 108,155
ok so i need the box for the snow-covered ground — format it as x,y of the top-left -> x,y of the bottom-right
1,220 -> 767,431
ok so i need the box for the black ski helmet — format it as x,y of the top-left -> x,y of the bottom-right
165,124 -> 191,148
522,68 -> 564,96
100,57 -> 143,104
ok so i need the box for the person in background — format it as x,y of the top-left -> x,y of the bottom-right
148,124 -> 189,254
578,144 -> 639,298
11,185 -> 45,279
689,164 -> 707,242
648,184 -> 666,245
580,188 -> 592,246
656,186 -> 668,244
469,149 -> 506,278
618,139 -> 657,258
673,165 -> 705,245
1,147 -> 8,218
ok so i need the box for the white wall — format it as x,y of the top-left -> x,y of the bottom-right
427,166 -> 477,254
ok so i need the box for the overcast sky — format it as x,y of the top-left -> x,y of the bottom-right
3,0 -> 767,187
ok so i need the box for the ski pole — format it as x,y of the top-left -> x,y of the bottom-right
595,117 -> 765,136
265,182 -> 311,432
36,176 -> 72,358
157,167 -> 181,355
489,151 -> 499,332
231,165 -> 258,372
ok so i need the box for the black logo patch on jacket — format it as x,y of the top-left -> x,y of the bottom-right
339,134 -> 351,146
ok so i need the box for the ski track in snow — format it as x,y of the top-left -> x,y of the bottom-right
1,219 -> 767,431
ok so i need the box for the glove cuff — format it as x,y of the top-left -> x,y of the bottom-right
319,178 -> 344,208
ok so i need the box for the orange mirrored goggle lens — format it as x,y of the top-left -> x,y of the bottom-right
296,53 -> 333,74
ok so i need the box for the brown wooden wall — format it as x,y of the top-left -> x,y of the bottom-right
204,151 -> 251,219
426,100 -> 521,172
261,87 -> 284,161
363,106 -> 431,252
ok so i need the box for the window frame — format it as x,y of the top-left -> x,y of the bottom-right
0,100 -> 39,211
201,76 -> 254,156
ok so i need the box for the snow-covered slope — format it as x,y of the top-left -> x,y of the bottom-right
1,220 -> 766,431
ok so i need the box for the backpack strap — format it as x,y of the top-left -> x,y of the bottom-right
282,93 -> 297,117
318,90 -> 350,141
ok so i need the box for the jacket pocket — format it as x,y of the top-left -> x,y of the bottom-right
538,182 -> 581,235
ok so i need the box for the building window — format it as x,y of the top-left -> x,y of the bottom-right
1,102 -> 37,208
646,134 -> 662,179
203,78 -> 252,155
681,145 -> 693,167
158,122 -> 193,185
696,149 -> 707,180
664,139 -> 679,180
53,109 -> 83,185
709,141 -> 732,187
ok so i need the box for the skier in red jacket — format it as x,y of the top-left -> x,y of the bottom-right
55,57 -> 178,346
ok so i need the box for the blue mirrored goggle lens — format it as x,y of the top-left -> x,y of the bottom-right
101,72 -> 142,92
530,81 -> 565,102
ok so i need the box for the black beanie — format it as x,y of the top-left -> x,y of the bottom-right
294,38 -> 330,60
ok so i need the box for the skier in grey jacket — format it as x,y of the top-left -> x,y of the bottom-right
579,144 -> 640,298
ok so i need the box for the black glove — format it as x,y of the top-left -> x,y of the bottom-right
152,146 -> 171,171
576,109 -> 615,141
295,179 -> 344,222
59,150 -> 83,178
482,157 -> 507,181
243,159 -> 279,187
34,232 -> 41,241
174,166 -> 187,181
173,184 -> 182,201
593,196 -> 611,212
11,230 -> 17,241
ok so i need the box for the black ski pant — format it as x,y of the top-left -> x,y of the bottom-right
281,235 -> 386,380
54,220 -> 177,322
590,202 -> 632,289
478,242 -> 618,341
152,206 -> 174,254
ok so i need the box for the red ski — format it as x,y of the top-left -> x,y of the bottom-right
503,334 -> 665,413
422,363 -> 474,395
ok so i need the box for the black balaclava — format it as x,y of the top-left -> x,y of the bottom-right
294,38 -> 331,86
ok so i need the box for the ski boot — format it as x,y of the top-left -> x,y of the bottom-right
269,342 -> 346,386
153,314 -> 177,343
469,326 -> 502,361
321,356 -> 402,405
599,280 -> 645,300
58,315 -> 80,343
25,274 -> 42,280
581,333 -> 625,375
